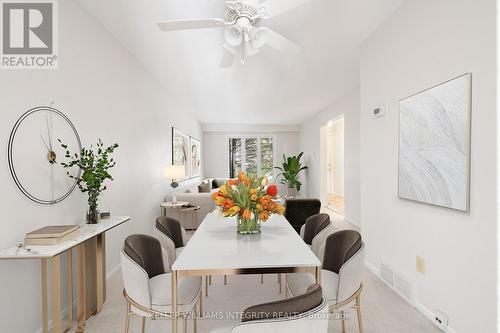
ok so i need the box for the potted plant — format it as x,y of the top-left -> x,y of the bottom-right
274,152 -> 308,198
59,139 -> 119,224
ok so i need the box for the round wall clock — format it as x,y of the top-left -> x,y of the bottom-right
8,106 -> 82,205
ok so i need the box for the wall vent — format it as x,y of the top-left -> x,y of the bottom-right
380,262 -> 414,304
394,271 -> 413,303
380,262 -> 395,287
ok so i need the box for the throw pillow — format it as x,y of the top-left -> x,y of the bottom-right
212,178 -> 227,189
198,182 -> 211,193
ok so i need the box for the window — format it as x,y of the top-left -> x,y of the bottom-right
229,137 -> 274,179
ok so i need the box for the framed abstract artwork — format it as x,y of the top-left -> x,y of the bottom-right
398,73 -> 472,212
172,127 -> 190,181
190,137 -> 201,178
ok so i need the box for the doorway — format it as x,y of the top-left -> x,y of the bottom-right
321,116 -> 345,216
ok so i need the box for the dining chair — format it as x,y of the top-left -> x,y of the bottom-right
154,216 -> 215,297
120,234 -> 202,333
284,199 -> 322,234
276,213 -> 334,293
210,284 -> 329,333
286,230 -> 365,333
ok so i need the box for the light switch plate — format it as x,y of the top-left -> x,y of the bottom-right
416,256 -> 426,274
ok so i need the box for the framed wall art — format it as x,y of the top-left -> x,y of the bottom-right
398,73 -> 472,212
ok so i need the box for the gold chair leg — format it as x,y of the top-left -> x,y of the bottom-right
140,317 -> 146,333
199,292 -> 203,317
356,294 -> 363,333
209,275 -> 212,285
205,276 -> 208,297
124,303 -> 131,333
182,315 -> 188,333
194,303 -> 198,333
224,275 -> 227,285
341,311 -> 346,333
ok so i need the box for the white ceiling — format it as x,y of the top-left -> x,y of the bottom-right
77,0 -> 402,125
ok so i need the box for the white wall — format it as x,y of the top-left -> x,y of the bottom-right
0,2 -> 201,332
360,1 -> 496,332
203,126 -> 300,191
300,89 -> 361,225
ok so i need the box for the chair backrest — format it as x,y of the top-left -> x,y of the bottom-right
232,284 -> 328,333
322,230 -> 364,303
121,234 -> 166,317
156,216 -> 184,248
284,199 -> 321,234
302,213 -> 330,245
124,234 -> 165,278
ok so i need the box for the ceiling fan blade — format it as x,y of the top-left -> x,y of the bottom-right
220,45 -> 236,68
261,28 -> 301,55
262,0 -> 311,18
157,19 -> 226,32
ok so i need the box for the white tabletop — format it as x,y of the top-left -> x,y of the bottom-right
172,212 -> 320,271
0,216 -> 130,260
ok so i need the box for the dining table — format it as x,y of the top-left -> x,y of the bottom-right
170,212 -> 321,333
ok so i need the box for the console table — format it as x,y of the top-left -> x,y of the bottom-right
0,216 -> 130,333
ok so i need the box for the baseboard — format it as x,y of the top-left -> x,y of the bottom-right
34,263 -> 121,333
414,301 -> 458,333
344,217 -> 360,228
106,263 -> 121,280
364,260 -> 459,333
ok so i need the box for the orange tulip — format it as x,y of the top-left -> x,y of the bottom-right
259,211 -> 270,222
223,199 -> 234,209
242,209 -> 252,220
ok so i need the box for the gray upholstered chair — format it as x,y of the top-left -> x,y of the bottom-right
154,216 -> 215,296
286,230 -> 365,333
120,234 -> 202,333
210,284 -> 329,333
276,213 -> 334,293
284,199 -> 322,234
154,216 -> 187,270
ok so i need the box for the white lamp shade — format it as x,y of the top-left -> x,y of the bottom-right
164,165 -> 186,180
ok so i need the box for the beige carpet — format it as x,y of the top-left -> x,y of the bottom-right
81,211 -> 440,333
82,269 -> 439,333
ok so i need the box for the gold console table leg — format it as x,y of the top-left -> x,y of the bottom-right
66,250 -> 73,331
41,259 -> 48,333
51,254 -> 62,333
96,234 -> 106,313
76,243 -> 87,333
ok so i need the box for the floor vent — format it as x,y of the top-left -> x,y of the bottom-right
380,262 -> 395,287
380,262 -> 414,304
394,272 -> 413,303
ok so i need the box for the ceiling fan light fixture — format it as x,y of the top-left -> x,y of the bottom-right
224,26 -> 243,46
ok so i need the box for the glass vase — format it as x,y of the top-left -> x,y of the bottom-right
86,207 -> 100,224
237,214 -> 261,235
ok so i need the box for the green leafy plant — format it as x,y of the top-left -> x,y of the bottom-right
274,152 -> 308,191
59,139 -> 119,223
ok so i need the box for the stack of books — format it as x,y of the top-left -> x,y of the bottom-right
24,225 -> 80,245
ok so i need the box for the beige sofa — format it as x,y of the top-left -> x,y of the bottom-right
165,178 -> 227,229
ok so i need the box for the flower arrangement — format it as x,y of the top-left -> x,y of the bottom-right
211,171 -> 285,234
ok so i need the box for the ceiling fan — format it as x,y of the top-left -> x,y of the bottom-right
157,0 -> 310,67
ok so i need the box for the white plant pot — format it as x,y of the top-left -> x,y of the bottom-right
287,187 -> 298,198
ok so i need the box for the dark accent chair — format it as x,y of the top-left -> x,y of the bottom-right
284,199 -> 322,234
